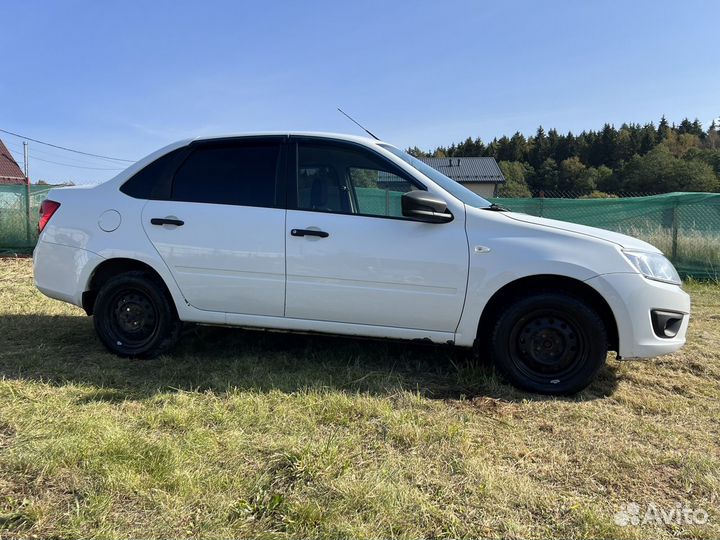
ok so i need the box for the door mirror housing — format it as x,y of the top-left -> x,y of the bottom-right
401,190 -> 453,223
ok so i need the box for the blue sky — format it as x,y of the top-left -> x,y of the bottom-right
2,0 -> 718,184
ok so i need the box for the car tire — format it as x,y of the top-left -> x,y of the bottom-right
489,292 -> 607,395
93,271 -> 181,358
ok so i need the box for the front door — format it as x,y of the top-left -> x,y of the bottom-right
142,138 -> 286,316
285,139 -> 469,332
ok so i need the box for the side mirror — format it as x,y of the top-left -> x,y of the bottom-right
401,190 -> 453,223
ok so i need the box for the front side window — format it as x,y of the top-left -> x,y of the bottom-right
172,142 -> 280,207
379,143 -> 491,209
296,142 -> 419,218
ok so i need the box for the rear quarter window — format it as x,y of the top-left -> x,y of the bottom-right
120,148 -> 186,200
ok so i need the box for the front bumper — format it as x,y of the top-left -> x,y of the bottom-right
585,272 -> 690,359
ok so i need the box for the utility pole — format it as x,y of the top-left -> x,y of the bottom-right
24,141 -> 31,244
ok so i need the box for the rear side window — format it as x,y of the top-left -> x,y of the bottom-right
172,143 -> 281,207
120,148 -> 185,199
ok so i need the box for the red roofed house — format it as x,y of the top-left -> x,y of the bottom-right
0,138 -> 28,185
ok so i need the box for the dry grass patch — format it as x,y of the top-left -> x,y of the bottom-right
0,257 -> 718,538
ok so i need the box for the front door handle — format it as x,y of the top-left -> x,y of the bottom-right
291,228 -> 329,238
151,217 -> 184,226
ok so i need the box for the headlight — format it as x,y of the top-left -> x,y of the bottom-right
622,250 -> 681,285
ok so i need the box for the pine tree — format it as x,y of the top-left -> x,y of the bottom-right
658,115 -> 672,141
507,132 -> 528,162
547,128 -> 561,162
415,115 -> 720,195
691,119 -> 704,137
529,126 -> 549,169
678,118 -> 694,134
639,123 -> 657,154
556,131 -> 577,162
406,146 -> 429,158
598,124 -> 619,168
495,136 -> 512,161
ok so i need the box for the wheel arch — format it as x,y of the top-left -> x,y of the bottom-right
82,257 -> 178,317
476,274 -> 619,352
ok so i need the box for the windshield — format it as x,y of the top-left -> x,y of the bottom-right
379,144 -> 491,208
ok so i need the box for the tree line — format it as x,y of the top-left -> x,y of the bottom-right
407,116 -> 720,197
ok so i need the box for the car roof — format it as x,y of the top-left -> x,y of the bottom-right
99,132 -> 398,191
192,131 -> 383,146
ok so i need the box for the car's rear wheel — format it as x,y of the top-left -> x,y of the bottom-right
490,292 -> 607,395
93,271 -> 181,358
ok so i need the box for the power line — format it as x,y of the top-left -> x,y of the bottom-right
6,143 -> 124,171
21,154 -> 124,171
9,139 -> 122,166
0,127 -> 136,163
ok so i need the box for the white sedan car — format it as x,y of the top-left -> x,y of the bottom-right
33,132 -> 690,394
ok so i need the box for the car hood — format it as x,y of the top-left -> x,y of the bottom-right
502,211 -> 661,253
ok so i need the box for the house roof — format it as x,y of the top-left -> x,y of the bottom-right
0,139 -> 27,185
418,156 -> 505,184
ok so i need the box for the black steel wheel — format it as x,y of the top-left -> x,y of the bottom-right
490,292 -> 607,394
93,271 -> 181,358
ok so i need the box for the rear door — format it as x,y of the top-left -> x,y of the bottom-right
285,138 -> 469,332
141,137 -> 287,316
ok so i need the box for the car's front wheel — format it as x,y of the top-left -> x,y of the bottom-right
93,271 -> 181,358
490,292 -> 607,395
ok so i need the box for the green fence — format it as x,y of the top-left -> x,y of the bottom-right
1,186 -> 719,279
490,192 -> 720,280
0,184 -> 54,253
355,186 -> 404,216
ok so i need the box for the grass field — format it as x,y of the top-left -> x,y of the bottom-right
1,258 -> 719,539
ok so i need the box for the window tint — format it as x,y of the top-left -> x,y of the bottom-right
298,164 -> 350,212
349,168 -> 415,217
120,148 -> 185,199
172,143 -> 280,207
297,143 -> 418,218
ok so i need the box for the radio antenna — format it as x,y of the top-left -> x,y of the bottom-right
337,108 -> 380,140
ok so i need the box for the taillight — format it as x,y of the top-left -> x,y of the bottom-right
38,200 -> 61,233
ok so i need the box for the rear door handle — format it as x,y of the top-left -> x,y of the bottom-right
151,218 -> 184,226
291,228 -> 329,238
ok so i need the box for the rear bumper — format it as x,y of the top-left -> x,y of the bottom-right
33,240 -> 103,308
585,272 -> 690,359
